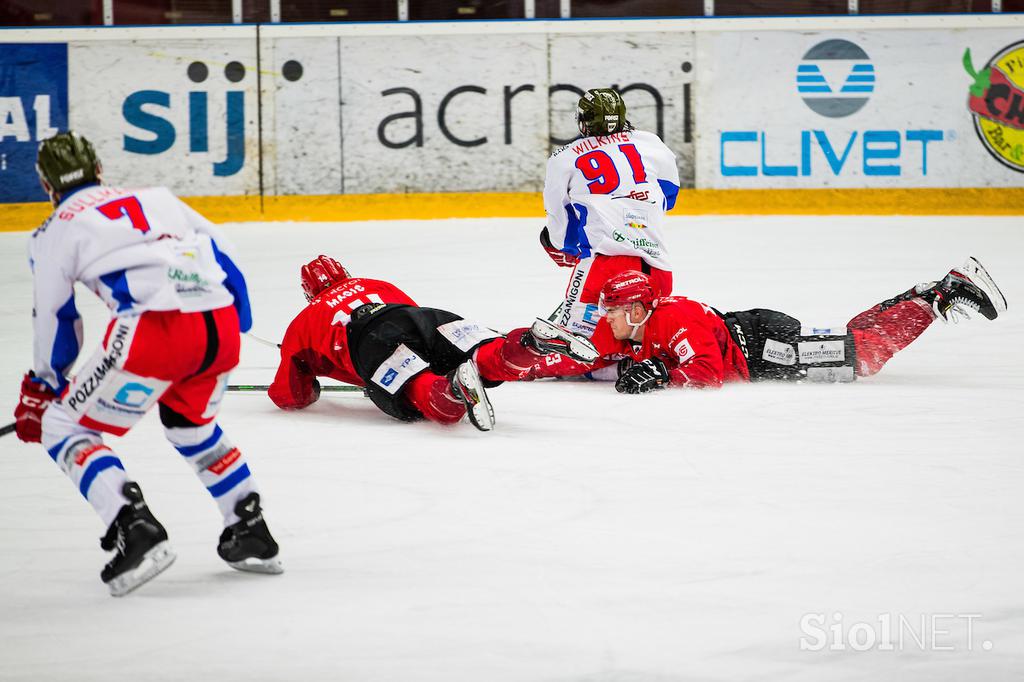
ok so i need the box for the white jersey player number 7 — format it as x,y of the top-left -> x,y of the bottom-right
30,184 -> 244,393
543,128 -> 680,272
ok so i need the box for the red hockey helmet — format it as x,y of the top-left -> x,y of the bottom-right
300,255 -> 350,302
600,270 -> 659,310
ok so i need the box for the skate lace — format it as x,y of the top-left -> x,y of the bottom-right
115,529 -> 126,555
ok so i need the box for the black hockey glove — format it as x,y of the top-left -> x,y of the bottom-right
615,358 -> 670,394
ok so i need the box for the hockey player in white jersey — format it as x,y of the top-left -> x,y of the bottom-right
537,88 -> 680,378
13,132 -> 282,596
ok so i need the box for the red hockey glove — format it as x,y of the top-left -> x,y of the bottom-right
540,227 -> 579,268
15,371 -> 57,443
615,358 -> 670,394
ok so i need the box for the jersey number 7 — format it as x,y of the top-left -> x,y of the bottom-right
97,196 -> 152,233
574,143 -> 648,195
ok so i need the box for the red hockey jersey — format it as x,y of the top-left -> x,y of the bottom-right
269,277 -> 417,409
591,296 -> 751,389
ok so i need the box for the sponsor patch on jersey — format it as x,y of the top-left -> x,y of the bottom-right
673,338 -> 695,363
623,208 -> 649,230
168,267 -> 212,298
798,340 -> 845,364
371,344 -> 428,394
762,339 -> 797,366
438,320 -> 500,353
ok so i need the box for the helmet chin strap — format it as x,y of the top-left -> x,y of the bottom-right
625,305 -> 652,341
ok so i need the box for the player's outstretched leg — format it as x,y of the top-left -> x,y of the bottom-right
218,492 -> 283,574
100,482 -> 176,597
848,257 -> 1006,377
448,360 -> 495,432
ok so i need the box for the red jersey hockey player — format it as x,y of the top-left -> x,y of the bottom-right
539,88 -> 680,346
582,260 -> 1006,394
13,132 -> 281,596
269,255 -> 597,431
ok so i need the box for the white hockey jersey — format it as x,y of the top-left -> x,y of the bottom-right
28,184 -> 251,393
543,129 -> 680,271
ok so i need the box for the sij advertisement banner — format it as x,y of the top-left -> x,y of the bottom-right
0,43 -> 68,202
68,40 -> 259,196
695,29 -> 1024,188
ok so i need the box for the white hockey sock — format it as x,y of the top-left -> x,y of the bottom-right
43,407 -> 131,527
165,422 -> 256,525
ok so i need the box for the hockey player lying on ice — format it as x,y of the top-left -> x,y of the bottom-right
545,260 -> 1006,394
268,255 -> 598,431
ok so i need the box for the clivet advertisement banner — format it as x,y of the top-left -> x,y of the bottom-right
695,29 -> 1024,189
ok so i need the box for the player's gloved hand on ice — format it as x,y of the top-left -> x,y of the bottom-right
616,357 -> 635,378
15,371 -> 57,443
539,227 -> 579,269
615,358 -> 670,394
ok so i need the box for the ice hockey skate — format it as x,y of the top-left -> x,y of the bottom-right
218,492 -> 283,574
524,318 -> 600,363
924,257 -> 1007,323
448,359 -> 495,431
99,482 -> 176,597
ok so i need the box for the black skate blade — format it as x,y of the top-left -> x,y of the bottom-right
107,541 -> 176,597
452,361 -> 494,432
227,556 -> 284,575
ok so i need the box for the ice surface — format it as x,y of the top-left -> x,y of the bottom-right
1,215 -> 1022,681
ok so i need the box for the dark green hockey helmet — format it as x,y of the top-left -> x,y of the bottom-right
36,131 -> 102,199
577,88 -> 629,137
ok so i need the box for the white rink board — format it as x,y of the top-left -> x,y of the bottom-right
695,28 -> 1024,189
3,18 -> 1024,202
260,37 -> 343,196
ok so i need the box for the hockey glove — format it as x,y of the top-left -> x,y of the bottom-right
615,358 -> 670,394
15,371 -> 57,443
540,227 -> 579,269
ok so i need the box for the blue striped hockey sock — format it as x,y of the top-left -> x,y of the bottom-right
166,422 -> 256,525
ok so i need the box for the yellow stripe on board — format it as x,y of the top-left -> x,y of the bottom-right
2,188 -> 1022,232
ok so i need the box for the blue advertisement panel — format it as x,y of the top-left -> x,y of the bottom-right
0,43 -> 68,202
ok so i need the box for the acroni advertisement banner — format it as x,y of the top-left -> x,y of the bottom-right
695,29 -> 1024,188
1,30 -> 694,201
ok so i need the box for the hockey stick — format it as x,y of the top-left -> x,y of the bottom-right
0,383 -> 363,438
227,384 -> 363,393
245,332 -> 281,349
